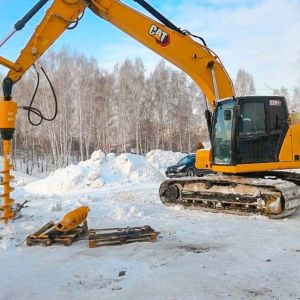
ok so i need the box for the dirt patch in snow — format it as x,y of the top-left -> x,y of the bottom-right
245,288 -> 273,298
178,244 -> 216,254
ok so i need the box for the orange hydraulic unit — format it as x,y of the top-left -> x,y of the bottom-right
55,206 -> 90,232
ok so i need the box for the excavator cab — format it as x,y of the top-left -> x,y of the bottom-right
161,96 -> 300,218
212,96 -> 289,167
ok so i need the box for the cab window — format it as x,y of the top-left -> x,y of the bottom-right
239,102 -> 266,135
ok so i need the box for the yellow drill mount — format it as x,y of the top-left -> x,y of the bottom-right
0,90 -> 18,223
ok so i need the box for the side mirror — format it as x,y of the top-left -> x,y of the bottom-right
224,109 -> 232,121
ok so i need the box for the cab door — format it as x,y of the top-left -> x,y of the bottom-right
236,97 -> 288,164
268,98 -> 289,160
236,99 -> 271,163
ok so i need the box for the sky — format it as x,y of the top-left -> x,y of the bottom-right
0,0 -> 299,94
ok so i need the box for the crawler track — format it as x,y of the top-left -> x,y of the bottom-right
159,172 -> 300,218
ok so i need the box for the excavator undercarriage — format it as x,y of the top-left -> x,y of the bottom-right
159,172 -> 300,218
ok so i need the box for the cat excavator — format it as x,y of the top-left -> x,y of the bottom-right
0,0 -> 300,223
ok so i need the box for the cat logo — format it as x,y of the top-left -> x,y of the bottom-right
148,25 -> 170,47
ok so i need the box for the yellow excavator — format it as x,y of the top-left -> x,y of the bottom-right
0,0 -> 300,222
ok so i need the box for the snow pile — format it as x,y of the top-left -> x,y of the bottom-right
146,150 -> 186,173
24,150 -> 185,195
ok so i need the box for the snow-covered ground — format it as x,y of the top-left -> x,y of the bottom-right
1,150 -> 300,300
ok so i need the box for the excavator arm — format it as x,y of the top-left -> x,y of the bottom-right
1,0 -> 234,105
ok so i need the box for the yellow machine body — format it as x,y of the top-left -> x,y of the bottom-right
195,149 -> 212,170
280,121 -> 300,161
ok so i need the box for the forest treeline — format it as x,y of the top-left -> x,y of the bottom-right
0,48 -> 299,174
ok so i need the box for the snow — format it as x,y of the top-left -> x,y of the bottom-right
24,150 -> 185,196
1,150 -> 300,299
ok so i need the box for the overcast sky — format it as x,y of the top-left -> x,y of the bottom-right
0,0 -> 299,94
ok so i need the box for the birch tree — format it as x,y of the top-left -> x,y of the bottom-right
291,88 -> 300,111
235,68 -> 256,96
147,60 -> 171,149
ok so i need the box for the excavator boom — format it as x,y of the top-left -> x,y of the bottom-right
1,0 -> 234,105
88,0 -> 234,105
